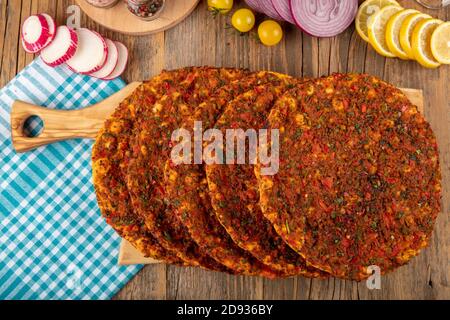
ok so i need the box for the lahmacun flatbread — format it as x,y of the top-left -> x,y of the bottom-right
164,72 -> 302,277
258,74 -> 441,280
205,74 -> 326,277
126,67 -> 248,272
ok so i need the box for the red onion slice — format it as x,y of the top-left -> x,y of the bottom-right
245,0 -> 283,20
271,0 -> 295,24
290,0 -> 358,37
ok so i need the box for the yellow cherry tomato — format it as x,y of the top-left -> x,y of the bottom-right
207,0 -> 233,15
231,8 -> 255,33
258,20 -> 283,46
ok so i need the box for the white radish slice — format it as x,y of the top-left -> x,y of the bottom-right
66,28 -> 108,74
102,42 -> 128,80
41,13 -> 56,48
89,39 -> 118,79
21,38 -> 37,54
21,14 -> 51,53
41,26 -> 78,67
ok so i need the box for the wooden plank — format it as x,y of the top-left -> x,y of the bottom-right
213,0 -> 250,69
56,0 -> 71,26
113,263 -> 167,300
0,0 -> 8,73
347,29 -> 367,74
0,0 -> 21,87
283,24 -> 303,77
165,267 -> 264,300
302,34 -> 319,78
35,0 -> 57,15
263,278 -> 297,300
17,0 -> 33,73
164,0 -> 216,69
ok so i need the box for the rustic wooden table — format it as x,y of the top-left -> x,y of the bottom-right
1,0 -> 448,300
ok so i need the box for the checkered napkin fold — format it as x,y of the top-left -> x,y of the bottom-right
0,58 -> 142,300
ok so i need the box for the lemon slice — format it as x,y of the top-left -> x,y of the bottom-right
368,5 -> 403,57
430,22 -> 450,64
412,18 -> 443,68
385,9 -> 419,60
399,13 -> 432,59
356,0 -> 400,42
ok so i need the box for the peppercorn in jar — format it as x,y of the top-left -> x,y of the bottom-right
127,0 -> 166,21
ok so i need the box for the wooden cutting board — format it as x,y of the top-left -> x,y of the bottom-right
117,87 -> 425,265
75,0 -> 200,36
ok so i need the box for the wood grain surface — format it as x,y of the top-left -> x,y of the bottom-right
0,0 -> 448,300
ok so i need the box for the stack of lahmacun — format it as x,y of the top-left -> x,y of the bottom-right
92,67 -> 441,280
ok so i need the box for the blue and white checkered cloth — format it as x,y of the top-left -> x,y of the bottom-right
0,58 -> 142,300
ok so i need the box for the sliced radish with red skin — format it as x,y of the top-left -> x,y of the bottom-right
21,38 -> 37,54
245,0 -> 283,20
66,28 -> 108,74
41,26 -> 78,67
41,13 -> 56,49
89,39 -> 119,79
290,0 -> 358,38
102,41 -> 128,80
271,0 -> 295,24
21,14 -> 51,53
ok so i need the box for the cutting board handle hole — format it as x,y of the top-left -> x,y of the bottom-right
23,115 -> 44,138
